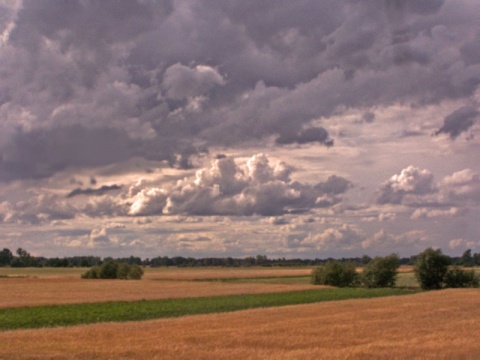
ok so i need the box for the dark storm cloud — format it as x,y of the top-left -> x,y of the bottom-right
66,185 -> 122,198
1,0 -> 479,180
276,127 -> 334,146
435,106 -> 479,139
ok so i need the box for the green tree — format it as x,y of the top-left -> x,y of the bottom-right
362,254 -> 401,288
81,266 -> 100,279
414,248 -> 451,290
311,261 -> 359,287
459,249 -> 473,267
99,261 -> 119,279
444,267 -> 479,288
360,255 -> 372,265
10,248 -> 37,267
128,264 -> 144,280
116,263 -> 131,279
0,248 -> 13,267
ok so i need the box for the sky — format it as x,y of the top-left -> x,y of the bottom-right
0,0 -> 479,259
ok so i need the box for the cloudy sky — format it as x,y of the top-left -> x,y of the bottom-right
0,0 -> 479,259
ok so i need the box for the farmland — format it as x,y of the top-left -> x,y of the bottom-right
1,266 -> 480,359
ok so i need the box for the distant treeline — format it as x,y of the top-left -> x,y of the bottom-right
1,247 -> 479,268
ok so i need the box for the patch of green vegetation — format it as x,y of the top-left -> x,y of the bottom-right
0,268 -> 86,277
395,272 -> 420,288
0,288 -> 417,331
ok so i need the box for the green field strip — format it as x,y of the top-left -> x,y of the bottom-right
0,288 -> 416,331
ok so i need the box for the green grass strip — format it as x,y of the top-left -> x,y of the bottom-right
0,288 -> 416,331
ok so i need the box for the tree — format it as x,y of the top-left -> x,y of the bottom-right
10,248 -> 37,267
414,248 -> 451,290
99,261 -> 119,279
311,261 -> 359,287
360,255 -> 372,265
459,249 -> 473,267
128,264 -> 144,280
362,254 -> 401,288
444,267 -> 479,288
0,248 -> 13,267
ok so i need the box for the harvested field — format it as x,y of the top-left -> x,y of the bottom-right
0,266 -> 313,280
0,277 -> 318,308
1,289 -> 479,359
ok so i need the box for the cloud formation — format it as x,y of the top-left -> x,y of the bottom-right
128,154 -> 351,216
435,106 -> 479,139
376,166 -> 436,204
0,0 -> 478,181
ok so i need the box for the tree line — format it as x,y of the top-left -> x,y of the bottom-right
1,247 -> 480,269
311,248 -> 479,290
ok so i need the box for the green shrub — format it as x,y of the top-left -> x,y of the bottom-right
362,254 -> 401,288
81,262 -> 144,280
128,264 -> 144,279
81,266 -> 100,279
311,261 -> 359,287
414,248 -> 451,290
116,263 -> 131,279
444,267 -> 479,288
99,261 -> 119,279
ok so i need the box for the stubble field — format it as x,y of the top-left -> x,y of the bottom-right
1,266 -> 479,359
0,267 -> 316,308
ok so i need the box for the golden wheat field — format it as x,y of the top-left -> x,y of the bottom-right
0,267 -> 316,308
1,289 -> 479,359
2,267 -> 479,359
0,266 -> 313,280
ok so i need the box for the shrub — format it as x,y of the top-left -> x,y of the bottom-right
362,254 -> 401,288
414,248 -> 451,290
99,261 -> 119,279
81,262 -> 144,280
311,261 -> 359,287
444,267 -> 479,288
116,263 -> 131,280
128,264 -> 144,280
81,266 -> 100,279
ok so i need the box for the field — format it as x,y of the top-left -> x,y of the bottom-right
1,266 -> 479,359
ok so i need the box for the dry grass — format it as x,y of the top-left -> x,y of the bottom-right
1,289 -> 479,359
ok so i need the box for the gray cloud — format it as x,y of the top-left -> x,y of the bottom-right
440,169 -> 480,204
66,185 -> 122,198
0,193 -> 76,224
435,106 -> 479,139
0,0 -> 479,182
276,127 -> 334,146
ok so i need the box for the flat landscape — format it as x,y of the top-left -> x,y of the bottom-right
0,267 -> 316,308
1,267 -> 479,359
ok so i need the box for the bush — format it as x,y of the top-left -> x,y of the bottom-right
414,248 -> 451,290
444,267 -> 479,288
81,262 -> 144,280
116,263 -> 131,280
81,266 -> 100,279
99,261 -> 119,279
311,261 -> 359,287
128,264 -> 144,280
362,254 -> 401,288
